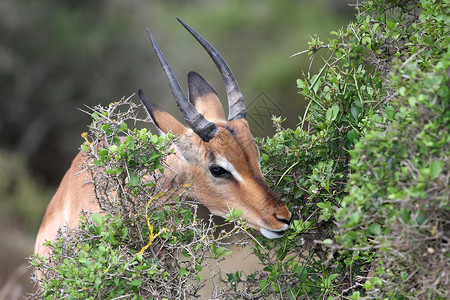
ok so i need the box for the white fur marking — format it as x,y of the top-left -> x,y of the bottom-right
217,157 -> 243,182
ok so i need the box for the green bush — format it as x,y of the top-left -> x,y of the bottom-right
249,0 -> 448,299
336,1 -> 449,298
230,0 -> 448,299
32,98 -> 250,299
32,0 -> 449,299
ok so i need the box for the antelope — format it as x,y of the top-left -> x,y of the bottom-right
35,18 -> 292,258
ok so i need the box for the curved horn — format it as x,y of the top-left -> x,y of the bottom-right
145,28 -> 218,142
177,17 -> 246,121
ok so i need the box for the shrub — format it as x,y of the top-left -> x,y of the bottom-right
250,0 -> 448,299
31,97 -> 250,299
336,1 -> 449,298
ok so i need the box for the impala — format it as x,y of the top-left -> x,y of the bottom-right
35,18 -> 292,258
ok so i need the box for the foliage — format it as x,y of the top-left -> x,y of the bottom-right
31,97 -> 251,299
336,1 -> 449,298
230,0 -> 448,299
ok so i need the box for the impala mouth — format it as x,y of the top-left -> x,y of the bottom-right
260,227 -> 287,239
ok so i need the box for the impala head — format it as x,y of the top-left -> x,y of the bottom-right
138,18 -> 291,239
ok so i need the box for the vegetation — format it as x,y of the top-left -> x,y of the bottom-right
255,0 -> 448,298
32,99 -> 251,299
31,0 -> 448,299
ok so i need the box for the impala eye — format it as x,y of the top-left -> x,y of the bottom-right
209,165 -> 230,177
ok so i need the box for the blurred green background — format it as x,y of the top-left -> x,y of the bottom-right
0,0 -> 353,298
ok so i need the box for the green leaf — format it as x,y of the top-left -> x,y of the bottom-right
129,279 -> 143,287
98,148 -> 108,157
350,291 -> 360,300
429,161 -> 442,179
400,208 -> 411,223
346,211 -> 362,227
128,171 -> 139,187
372,23 -> 380,34
119,122 -> 128,131
385,105 -> 395,120
109,145 -> 118,153
311,74 -> 322,93
347,129 -> 360,143
148,153 -> 161,162
326,104 -> 340,121
328,273 -> 339,282
424,75 -> 442,90
373,276 -> 383,286
368,223 -> 381,235
101,124 -> 111,132
225,207 -> 243,222
92,213 -> 103,226
211,244 -> 232,258
351,106 -> 361,121
179,268 -> 189,278
317,202 -> 331,209
400,271 -> 408,280
398,86 -> 406,96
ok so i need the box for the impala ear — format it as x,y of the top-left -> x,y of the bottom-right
188,71 -> 225,121
138,89 -> 187,135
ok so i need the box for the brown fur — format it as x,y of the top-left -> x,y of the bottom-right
35,153 -> 100,257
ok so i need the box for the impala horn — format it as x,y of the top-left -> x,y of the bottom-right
177,17 -> 246,121
141,28 -> 218,142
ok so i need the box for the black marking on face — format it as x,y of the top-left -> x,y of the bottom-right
225,126 -> 237,137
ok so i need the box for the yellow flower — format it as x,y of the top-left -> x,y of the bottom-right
81,132 -> 92,146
